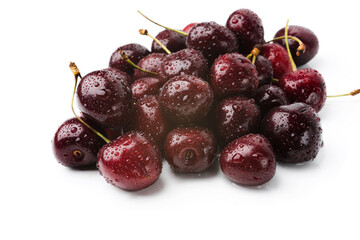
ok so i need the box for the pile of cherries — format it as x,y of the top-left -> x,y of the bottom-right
53,9 -> 347,191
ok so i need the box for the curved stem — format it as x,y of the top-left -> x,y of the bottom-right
327,89 -> 360,97
119,50 -> 158,75
137,10 -> 188,36
267,35 -> 306,56
284,20 -> 297,72
139,29 -> 171,54
69,62 -> 110,144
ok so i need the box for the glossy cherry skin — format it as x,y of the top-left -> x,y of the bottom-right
77,68 -> 132,128
133,53 -> 166,80
131,77 -> 162,100
186,21 -> 239,64
254,55 -> 273,87
109,43 -> 150,76
210,53 -> 258,99
159,75 -> 214,125
260,43 -> 293,79
97,131 -> 162,191
220,134 -> 276,186
274,25 -> 319,66
215,96 -> 261,146
131,95 -> 169,145
254,84 -> 290,117
183,23 -> 197,33
151,29 -> 186,54
53,118 -> 105,168
279,68 -> 326,112
164,126 -> 217,173
261,103 -> 323,163
226,9 -> 264,55
158,48 -> 208,83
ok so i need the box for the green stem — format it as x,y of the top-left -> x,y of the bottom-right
284,20 -> 297,72
139,29 -> 171,55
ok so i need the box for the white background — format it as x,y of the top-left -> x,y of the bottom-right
1,0 -> 359,239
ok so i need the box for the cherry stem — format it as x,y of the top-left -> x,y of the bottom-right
137,10 -> 188,36
247,47 -> 260,65
327,89 -> 360,98
272,78 -> 280,83
119,50 -> 158,75
267,35 -> 306,56
69,62 -> 110,144
284,20 -> 297,72
139,29 -> 171,55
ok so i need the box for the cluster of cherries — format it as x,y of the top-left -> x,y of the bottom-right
53,9 -> 358,191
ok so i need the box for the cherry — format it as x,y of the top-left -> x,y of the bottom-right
254,84 -> 290,117
210,52 -> 258,99
131,95 -> 169,145
220,134 -> 276,186
254,55 -> 273,87
133,53 -> 166,80
77,68 -> 132,128
164,126 -> 217,173
274,25 -> 319,66
109,43 -> 150,76
280,69 -> 326,112
158,48 -> 208,82
53,118 -> 105,168
131,77 -> 162,100
183,23 -> 197,33
97,131 -> 162,191
186,21 -> 239,64
215,96 -> 261,146
151,29 -> 186,54
226,9 -> 265,55
261,103 -> 323,164
159,75 -> 214,125
260,43 -> 293,79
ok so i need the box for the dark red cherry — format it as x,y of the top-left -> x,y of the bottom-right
186,21 -> 239,64
274,25 -> 319,66
254,84 -> 290,117
159,75 -> 214,125
220,134 -> 276,186
261,103 -> 323,163
133,53 -> 166,80
53,118 -> 105,168
254,55 -> 273,87
77,68 -> 131,128
215,96 -> 261,146
105,67 -> 133,85
131,77 -> 162,100
164,126 -> 217,173
151,29 -> 186,54
210,52 -> 258,99
131,95 -> 169,145
183,23 -> 197,33
109,43 -> 150,76
97,131 -> 162,191
260,43 -> 292,79
279,68 -> 326,112
226,9 -> 264,55
158,48 -> 208,82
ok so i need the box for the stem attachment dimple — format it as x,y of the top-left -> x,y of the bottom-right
69,62 -> 110,144
119,50 -> 158,75
137,10 -> 188,36
139,29 -> 172,55
284,20 -> 297,72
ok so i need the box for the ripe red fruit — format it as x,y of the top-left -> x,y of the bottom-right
254,84 -> 290,117
260,43 -> 293,79
97,131 -> 162,191
279,68 -> 326,112
210,52 -> 258,99
151,29 -> 186,54
53,118 -> 105,168
131,77 -> 162,100
226,8 -> 265,55
133,53 -> 166,80
220,134 -> 276,186
164,126 -> 217,173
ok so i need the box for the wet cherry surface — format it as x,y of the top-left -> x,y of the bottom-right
97,131 -> 162,191
220,133 -> 276,186
151,29 -> 186,54
254,84 -> 290,117
254,55 -> 273,87
131,77 -> 162,100
260,43 -> 293,79
133,53 -> 166,80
